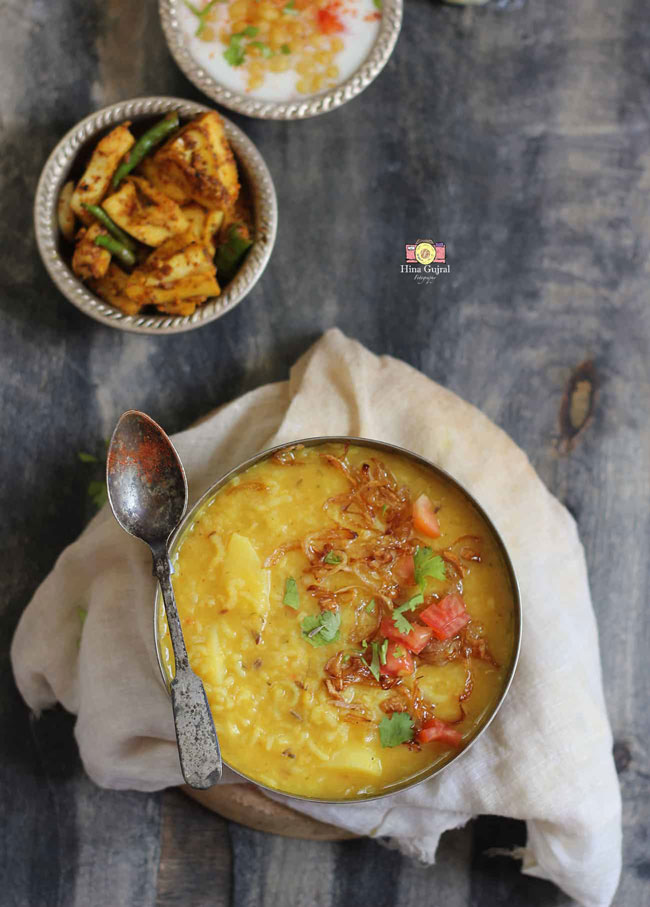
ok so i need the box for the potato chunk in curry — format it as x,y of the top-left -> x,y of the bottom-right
88,264 -> 141,316
152,112 -> 240,211
182,203 -> 224,252
71,223 -> 111,280
124,233 -> 220,315
102,177 -> 188,247
70,124 -> 134,225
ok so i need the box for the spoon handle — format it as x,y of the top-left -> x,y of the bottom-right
154,551 -> 222,789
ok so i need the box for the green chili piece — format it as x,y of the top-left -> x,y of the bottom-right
94,234 -> 136,268
112,112 -> 180,188
215,224 -> 253,283
82,203 -> 137,254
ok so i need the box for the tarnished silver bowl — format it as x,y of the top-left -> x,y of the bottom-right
154,436 -> 522,803
34,96 -> 278,334
159,0 -> 403,120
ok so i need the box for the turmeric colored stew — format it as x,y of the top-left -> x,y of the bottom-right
158,443 -> 517,799
57,111 -> 253,318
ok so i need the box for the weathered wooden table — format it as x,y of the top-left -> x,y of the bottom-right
1,0 -> 647,904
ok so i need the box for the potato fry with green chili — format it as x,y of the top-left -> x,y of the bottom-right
60,111 -> 253,317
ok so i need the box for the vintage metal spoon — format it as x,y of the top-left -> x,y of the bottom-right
106,410 -> 222,789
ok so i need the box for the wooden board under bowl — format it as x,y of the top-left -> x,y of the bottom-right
182,783 -> 359,841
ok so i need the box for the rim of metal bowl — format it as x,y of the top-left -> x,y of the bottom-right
154,436 -> 522,804
159,0 -> 403,120
33,96 -> 278,334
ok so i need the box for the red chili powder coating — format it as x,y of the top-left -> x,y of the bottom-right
108,425 -> 169,483
318,2 -> 344,33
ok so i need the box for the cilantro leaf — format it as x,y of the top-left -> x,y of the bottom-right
401,591 -> 424,611
280,43 -> 291,54
392,611 -> 412,634
283,576 -> 300,609
373,0 -> 382,8
379,712 -> 414,747
301,610 -> 341,647
391,591 -> 423,634
368,642 -> 381,681
224,39 -> 245,66
87,480 -> 107,510
380,638 -> 388,665
184,0 -> 220,37
224,26 -> 259,65
283,0 -> 299,14
323,551 -> 341,564
248,40 -> 272,58
365,599 -> 376,613
413,546 -> 446,590
79,445 -> 107,509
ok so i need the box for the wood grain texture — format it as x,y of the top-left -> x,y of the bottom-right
1,0 -> 648,904
182,784 -> 359,841
157,789 -> 231,907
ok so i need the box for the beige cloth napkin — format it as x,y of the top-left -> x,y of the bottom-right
11,329 -> 621,906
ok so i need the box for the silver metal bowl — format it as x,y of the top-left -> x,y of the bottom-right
34,96 -> 278,334
154,436 -> 522,803
159,0 -> 403,120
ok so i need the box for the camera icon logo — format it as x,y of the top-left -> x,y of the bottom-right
405,241 -> 446,264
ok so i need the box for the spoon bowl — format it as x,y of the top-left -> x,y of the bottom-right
106,411 -> 187,546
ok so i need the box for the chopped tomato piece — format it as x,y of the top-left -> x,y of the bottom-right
380,640 -> 415,677
413,494 -> 441,538
380,617 -> 432,655
394,552 -> 415,585
419,593 -> 470,640
317,5 -> 344,33
417,718 -> 463,747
